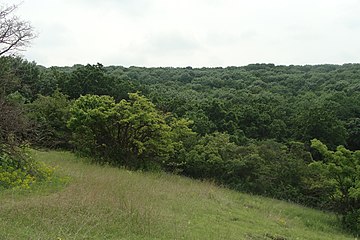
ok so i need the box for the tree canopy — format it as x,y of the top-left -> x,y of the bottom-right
67,93 -> 176,168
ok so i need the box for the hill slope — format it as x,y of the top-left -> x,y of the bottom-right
0,150 -> 353,240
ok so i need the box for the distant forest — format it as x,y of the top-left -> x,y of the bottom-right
8,59 -> 360,149
1,57 -> 360,233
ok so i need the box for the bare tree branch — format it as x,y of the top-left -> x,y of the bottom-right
0,4 -> 36,56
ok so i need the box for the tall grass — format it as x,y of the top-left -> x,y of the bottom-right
0,150 -> 353,239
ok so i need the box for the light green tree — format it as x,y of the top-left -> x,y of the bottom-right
310,139 -> 360,234
68,93 -> 174,168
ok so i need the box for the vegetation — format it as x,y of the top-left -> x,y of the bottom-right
0,150 -> 352,239
27,90 -> 71,148
0,58 -> 53,190
0,3 -> 50,192
310,139 -> 360,233
2,57 -> 360,234
67,93 -> 176,168
0,150 -> 52,190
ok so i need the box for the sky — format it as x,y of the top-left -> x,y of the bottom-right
3,0 -> 360,67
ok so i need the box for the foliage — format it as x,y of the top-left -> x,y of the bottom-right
12,60 -> 359,152
237,141 -> 313,202
0,149 -> 53,189
0,57 -> 20,95
181,132 -> 241,179
67,93 -> 175,168
171,133 -> 313,204
0,92 -> 52,189
310,139 -> 360,234
58,63 -> 135,101
0,56 -> 41,101
163,117 -> 197,172
0,2 -> 50,191
0,93 -> 28,153
26,90 -> 71,148
292,94 -> 347,148
346,118 -> 360,150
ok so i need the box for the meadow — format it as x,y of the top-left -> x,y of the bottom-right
0,150 -> 353,239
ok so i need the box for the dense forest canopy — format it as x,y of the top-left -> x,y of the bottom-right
37,62 -> 359,150
3,59 -> 360,161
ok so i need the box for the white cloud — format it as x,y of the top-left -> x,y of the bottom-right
3,0 -> 360,66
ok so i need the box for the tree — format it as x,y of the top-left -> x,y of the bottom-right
346,118 -> 360,151
310,139 -> 360,234
67,93 -> 174,168
5,56 -> 41,100
59,64 -> 110,99
0,4 -> 35,56
27,90 -> 71,148
182,132 -> 242,179
293,96 -> 347,149
0,56 -> 19,96
0,95 -> 27,154
162,117 -> 197,172
0,4 -> 52,190
0,4 -> 38,136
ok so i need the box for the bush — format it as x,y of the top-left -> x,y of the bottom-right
174,135 -> 314,204
343,210 -> 360,235
181,132 -> 241,180
67,93 -> 175,169
0,149 -> 53,189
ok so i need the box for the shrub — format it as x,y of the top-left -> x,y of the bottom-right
182,132 -> 241,180
177,136 -> 314,204
0,148 -> 53,189
67,93 -> 175,169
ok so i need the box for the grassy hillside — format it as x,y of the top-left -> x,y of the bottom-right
0,150 -> 353,240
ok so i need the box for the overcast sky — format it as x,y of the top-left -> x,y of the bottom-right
4,0 -> 360,67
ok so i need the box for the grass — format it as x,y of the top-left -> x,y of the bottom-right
0,150 -> 354,240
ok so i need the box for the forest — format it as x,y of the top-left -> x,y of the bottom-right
1,56 -> 360,234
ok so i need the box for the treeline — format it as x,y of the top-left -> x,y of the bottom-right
34,62 -> 360,150
1,56 -> 360,234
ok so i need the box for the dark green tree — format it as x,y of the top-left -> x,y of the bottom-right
27,90 -> 71,148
